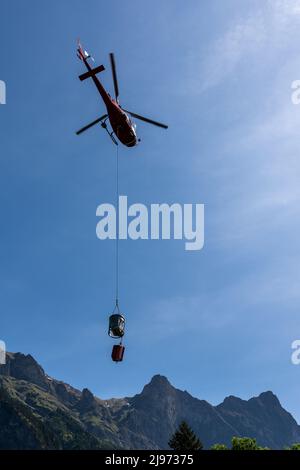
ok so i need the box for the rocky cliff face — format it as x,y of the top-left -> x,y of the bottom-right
216,391 -> 300,449
0,352 -> 48,389
1,352 -> 300,449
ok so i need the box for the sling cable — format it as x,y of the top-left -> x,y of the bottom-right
108,145 -> 125,362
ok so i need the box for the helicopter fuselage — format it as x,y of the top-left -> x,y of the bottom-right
82,56 -> 138,147
77,45 -> 167,145
107,99 -> 137,147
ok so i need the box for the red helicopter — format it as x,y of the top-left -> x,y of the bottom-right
76,42 -> 168,146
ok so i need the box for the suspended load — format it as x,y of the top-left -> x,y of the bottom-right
108,313 -> 125,338
109,300 -> 125,362
111,344 -> 125,362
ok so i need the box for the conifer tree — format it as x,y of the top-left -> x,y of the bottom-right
168,421 -> 203,451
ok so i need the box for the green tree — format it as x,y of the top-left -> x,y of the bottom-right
211,443 -> 228,450
286,443 -> 300,450
231,436 -> 268,450
168,421 -> 203,451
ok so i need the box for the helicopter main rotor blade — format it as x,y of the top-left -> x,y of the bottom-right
76,114 -> 107,135
124,110 -> 168,129
109,53 -> 119,102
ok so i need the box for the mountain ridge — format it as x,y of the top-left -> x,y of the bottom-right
0,352 -> 299,449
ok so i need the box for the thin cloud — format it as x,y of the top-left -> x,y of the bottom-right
198,0 -> 300,92
204,49 -> 300,246
135,255 -> 300,342
200,13 -> 265,92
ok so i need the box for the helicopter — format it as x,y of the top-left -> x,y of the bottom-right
76,42 -> 168,146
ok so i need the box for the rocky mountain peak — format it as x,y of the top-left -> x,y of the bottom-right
76,388 -> 97,413
81,388 -> 94,403
141,375 -> 173,396
257,391 -> 281,407
220,395 -> 244,408
0,352 -> 48,390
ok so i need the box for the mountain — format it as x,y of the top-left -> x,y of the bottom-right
0,352 -> 299,449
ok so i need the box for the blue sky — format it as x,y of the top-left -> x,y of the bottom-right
1,0 -> 300,422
